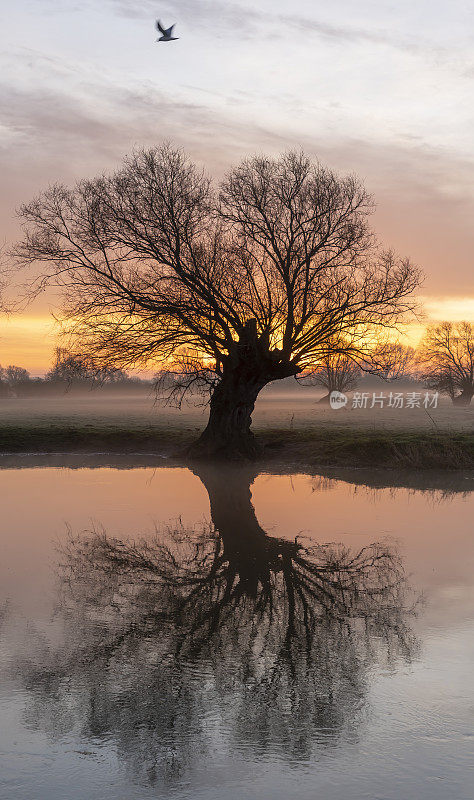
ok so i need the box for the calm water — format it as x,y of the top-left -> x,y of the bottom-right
0,458 -> 473,800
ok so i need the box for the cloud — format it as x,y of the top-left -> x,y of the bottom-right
1,44 -> 474,299
278,14 -> 445,58
420,297 -> 474,322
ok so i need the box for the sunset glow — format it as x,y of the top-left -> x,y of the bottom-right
0,314 -> 56,375
5,296 -> 474,375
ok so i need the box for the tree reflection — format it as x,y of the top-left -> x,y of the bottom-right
18,466 -> 419,788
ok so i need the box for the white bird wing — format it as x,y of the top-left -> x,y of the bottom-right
156,20 -> 166,35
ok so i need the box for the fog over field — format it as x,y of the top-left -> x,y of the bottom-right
1,383 -> 472,433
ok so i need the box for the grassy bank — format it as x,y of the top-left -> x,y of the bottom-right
0,422 -> 194,455
262,427 -> 474,469
0,421 -> 473,470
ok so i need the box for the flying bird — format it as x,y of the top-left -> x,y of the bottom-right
156,20 -> 179,42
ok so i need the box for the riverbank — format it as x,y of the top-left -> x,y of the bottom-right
0,391 -> 473,470
0,421 -> 473,470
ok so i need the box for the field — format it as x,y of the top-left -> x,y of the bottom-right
0,387 -> 473,470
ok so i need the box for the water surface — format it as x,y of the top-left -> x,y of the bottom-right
0,459 -> 473,799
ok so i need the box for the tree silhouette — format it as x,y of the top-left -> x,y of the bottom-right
45,346 -> 129,386
298,350 -> 360,402
13,468 -> 418,788
13,146 -> 420,457
370,342 -> 416,381
418,321 -> 474,406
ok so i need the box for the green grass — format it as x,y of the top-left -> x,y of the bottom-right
0,421 -> 473,469
0,423 -> 198,455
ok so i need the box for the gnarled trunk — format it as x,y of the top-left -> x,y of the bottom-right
187,319 -> 298,461
188,370 -> 268,460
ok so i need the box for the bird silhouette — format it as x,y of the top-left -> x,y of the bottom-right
156,20 -> 179,42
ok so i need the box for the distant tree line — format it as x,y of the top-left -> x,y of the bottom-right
2,324 -> 473,405
0,348 -> 149,397
295,323 -> 474,406
46,347 -> 133,386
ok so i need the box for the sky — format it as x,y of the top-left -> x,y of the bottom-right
1,0 -> 473,373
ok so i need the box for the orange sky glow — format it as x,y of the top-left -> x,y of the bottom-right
2,297 -> 473,376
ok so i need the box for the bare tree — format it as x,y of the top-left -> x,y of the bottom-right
298,341 -> 415,404
418,322 -> 474,406
2,364 -> 30,384
45,347 -> 93,383
46,346 -> 130,386
298,351 -> 361,402
0,364 -> 30,399
12,146 -> 421,458
368,342 -> 416,381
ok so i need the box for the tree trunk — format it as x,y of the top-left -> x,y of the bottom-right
187,319 -> 298,461
193,464 -> 299,595
188,370 -> 267,459
453,388 -> 473,406
195,464 -> 266,543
